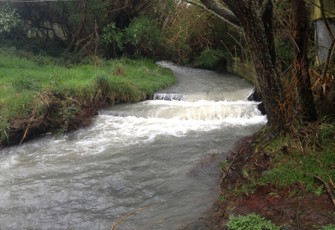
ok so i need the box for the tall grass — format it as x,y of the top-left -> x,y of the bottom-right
0,49 -> 175,145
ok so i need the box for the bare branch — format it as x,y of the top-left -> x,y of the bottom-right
182,0 -> 240,28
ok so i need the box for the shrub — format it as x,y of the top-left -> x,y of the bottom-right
0,4 -> 20,34
194,48 -> 227,70
124,16 -> 164,57
102,22 -> 125,51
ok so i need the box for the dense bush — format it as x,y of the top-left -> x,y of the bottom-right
124,16 -> 164,57
102,16 -> 164,58
0,4 -> 21,35
194,48 -> 227,70
102,22 -> 125,56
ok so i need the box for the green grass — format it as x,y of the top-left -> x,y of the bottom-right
0,48 -> 175,145
258,124 -> 335,194
234,123 -> 335,197
260,147 -> 335,194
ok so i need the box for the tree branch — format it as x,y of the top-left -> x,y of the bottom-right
182,0 -> 240,28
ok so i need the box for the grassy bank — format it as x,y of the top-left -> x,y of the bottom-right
216,123 -> 335,229
0,49 -> 175,147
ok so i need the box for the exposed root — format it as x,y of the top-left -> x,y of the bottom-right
314,175 -> 335,207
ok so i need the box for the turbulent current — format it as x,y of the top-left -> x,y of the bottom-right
0,62 -> 267,229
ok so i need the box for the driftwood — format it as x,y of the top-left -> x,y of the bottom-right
19,123 -> 30,145
111,202 -> 159,230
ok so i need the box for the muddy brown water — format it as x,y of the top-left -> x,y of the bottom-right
0,62 -> 266,229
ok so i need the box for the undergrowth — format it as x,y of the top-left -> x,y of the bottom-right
259,122 -> 335,195
225,122 -> 335,197
194,48 -> 227,70
0,48 -> 175,146
220,122 -> 335,229
227,213 -> 280,230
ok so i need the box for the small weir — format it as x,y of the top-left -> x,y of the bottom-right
0,62 -> 266,229
153,93 -> 184,101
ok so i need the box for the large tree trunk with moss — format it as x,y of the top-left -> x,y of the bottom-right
292,0 -> 317,122
200,0 -> 291,130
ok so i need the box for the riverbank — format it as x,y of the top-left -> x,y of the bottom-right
0,49 -> 175,148
202,124 -> 335,229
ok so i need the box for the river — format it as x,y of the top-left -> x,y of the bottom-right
0,62 -> 266,229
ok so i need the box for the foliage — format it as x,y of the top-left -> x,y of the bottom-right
124,16 -> 164,57
0,0 -> 237,63
102,23 -> 125,50
102,16 -> 165,57
194,48 -> 227,70
0,4 -> 20,34
227,213 -> 280,230
273,0 -> 293,69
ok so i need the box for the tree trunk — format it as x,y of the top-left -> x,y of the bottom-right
291,0 -> 317,121
220,0 -> 291,130
66,0 -> 87,53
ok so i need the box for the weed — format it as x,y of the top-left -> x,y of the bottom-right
314,185 -> 324,196
227,213 -> 280,230
220,160 -> 229,171
219,195 -> 226,203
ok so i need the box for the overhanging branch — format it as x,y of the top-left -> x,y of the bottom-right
182,0 -> 240,28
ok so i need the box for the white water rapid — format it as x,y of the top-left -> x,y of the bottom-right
0,62 -> 267,229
